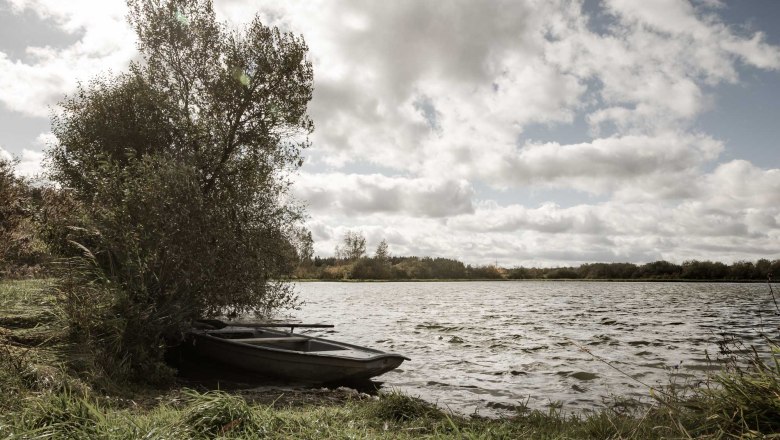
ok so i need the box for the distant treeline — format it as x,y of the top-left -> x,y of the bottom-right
296,257 -> 780,281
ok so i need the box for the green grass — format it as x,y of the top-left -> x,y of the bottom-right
2,278 -> 780,439
0,388 -> 747,439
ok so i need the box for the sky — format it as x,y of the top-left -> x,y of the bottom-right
1,0 -> 779,266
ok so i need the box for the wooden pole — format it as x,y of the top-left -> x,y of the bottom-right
196,319 -> 334,333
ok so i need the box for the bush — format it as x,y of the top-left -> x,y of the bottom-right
0,157 -> 49,278
350,257 -> 393,279
45,0 -> 312,381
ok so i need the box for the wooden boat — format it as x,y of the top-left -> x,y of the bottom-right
186,323 -> 410,383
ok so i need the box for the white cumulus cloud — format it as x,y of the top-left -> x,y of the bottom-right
293,172 -> 474,218
0,0 -> 135,117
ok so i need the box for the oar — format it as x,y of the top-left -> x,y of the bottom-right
195,319 -> 334,333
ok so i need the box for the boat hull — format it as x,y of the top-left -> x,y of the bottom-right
186,328 -> 408,383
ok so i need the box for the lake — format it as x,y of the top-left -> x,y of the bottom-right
284,281 -> 780,416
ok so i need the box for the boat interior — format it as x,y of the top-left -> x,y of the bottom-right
205,328 -> 359,354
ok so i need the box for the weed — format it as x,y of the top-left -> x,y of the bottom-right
367,391 -> 445,422
179,389 -> 265,438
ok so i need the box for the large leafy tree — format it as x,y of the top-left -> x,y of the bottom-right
47,0 -> 313,380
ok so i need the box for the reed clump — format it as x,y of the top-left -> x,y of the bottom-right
16,390 -> 105,439
178,389 -> 266,438
704,350 -> 780,434
367,391 -> 446,422
671,341 -> 780,437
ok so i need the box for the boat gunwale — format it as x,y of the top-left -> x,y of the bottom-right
191,327 -> 411,362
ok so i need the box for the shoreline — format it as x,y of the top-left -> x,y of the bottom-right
292,277 -> 777,283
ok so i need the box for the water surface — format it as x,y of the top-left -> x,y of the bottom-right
286,281 -> 779,416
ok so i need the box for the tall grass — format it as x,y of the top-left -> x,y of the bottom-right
1,363 -> 780,439
680,340 -> 780,437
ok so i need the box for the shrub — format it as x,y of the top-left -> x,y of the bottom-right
45,0 -> 312,381
0,157 -> 49,278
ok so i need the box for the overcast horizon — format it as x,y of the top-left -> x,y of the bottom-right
1,0 -> 779,267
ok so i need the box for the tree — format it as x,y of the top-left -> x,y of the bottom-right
292,227 -> 316,278
755,259 -> 772,279
729,260 -> 755,280
635,260 -> 682,279
46,0 -> 313,381
375,239 -> 389,261
335,231 -> 366,261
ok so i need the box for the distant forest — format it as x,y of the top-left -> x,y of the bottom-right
294,232 -> 780,281
296,256 -> 780,281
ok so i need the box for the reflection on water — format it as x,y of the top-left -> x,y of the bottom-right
286,281 -> 780,416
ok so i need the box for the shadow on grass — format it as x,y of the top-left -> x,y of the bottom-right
167,344 -> 387,405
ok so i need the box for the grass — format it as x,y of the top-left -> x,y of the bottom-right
2,278 -> 780,439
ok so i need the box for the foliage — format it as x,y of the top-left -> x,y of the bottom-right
633,260 -> 682,279
543,267 -> 580,279
577,262 -> 638,279
305,250 -> 780,281
681,260 -> 730,280
0,157 -> 49,278
375,239 -> 390,260
45,0 -> 313,381
351,257 -> 393,280
335,230 -> 367,261
467,264 -> 504,279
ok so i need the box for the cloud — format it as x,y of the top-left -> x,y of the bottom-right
306,180 -> 780,264
0,145 -> 11,161
240,0 -> 780,264
438,160 -> 780,264
605,0 -> 780,70
420,132 -> 722,197
546,0 -> 780,134
15,148 -> 44,177
0,144 -> 44,177
697,160 -> 780,210
216,0 -> 780,194
223,0 -> 585,171
0,0 -> 135,117
447,202 -> 606,234
1,0 -> 778,266
293,172 -> 474,218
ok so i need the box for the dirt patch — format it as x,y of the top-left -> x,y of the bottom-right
237,385 -> 378,408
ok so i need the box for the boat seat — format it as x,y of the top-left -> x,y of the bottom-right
237,337 -> 309,344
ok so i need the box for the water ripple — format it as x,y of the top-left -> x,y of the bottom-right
288,281 -> 780,416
